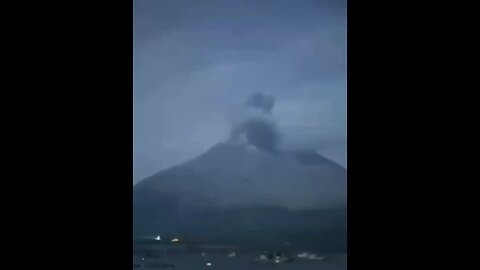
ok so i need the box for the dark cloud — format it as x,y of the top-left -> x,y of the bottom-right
245,93 -> 275,113
232,116 -> 280,153
230,93 -> 280,153
244,118 -> 279,153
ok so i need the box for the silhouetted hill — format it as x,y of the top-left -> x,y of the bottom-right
133,142 -> 346,252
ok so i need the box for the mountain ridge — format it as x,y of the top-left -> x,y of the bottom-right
133,142 -> 347,251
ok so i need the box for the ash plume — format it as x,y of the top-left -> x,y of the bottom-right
245,93 -> 275,113
231,93 -> 280,153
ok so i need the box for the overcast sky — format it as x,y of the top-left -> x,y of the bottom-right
134,0 -> 346,183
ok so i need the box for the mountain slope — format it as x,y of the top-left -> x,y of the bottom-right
133,142 -> 346,251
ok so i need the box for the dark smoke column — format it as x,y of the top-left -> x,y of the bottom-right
245,93 -> 275,113
231,93 -> 280,154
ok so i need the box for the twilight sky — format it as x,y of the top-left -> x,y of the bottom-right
134,0 -> 346,183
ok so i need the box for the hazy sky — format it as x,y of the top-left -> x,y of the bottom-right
134,0 -> 346,183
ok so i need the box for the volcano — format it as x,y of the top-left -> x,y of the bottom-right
133,142 -> 346,252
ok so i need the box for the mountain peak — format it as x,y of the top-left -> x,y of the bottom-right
134,142 -> 346,251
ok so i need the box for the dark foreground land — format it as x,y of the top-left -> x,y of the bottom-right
133,253 -> 347,270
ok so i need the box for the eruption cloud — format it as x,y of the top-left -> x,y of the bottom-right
231,93 -> 280,153
245,93 -> 275,113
